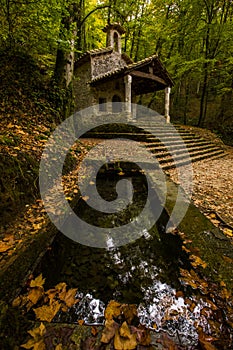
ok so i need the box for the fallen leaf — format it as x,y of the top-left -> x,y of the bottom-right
30,274 -> 45,288
55,344 -> 63,350
21,323 -> 46,350
12,295 -> 23,307
21,339 -> 45,350
104,300 -> 121,320
0,242 -> 12,253
121,304 -> 137,325
28,287 -> 44,305
101,319 -> 119,343
198,327 -> 218,350
190,254 -> 207,269
132,325 -> 151,346
59,288 -> 78,308
82,195 -> 89,201
158,332 -> 178,349
223,228 -> 233,237
55,282 -> 67,292
34,300 -> 61,322
91,326 -> 98,336
45,288 -> 57,304
114,323 -> 137,350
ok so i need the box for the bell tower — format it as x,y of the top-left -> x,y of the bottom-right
103,23 -> 125,54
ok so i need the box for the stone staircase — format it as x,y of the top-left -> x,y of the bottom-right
138,122 -> 225,170
136,122 -> 225,170
84,122 -> 226,171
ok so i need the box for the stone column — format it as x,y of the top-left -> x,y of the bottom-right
164,87 -> 171,123
124,75 -> 132,120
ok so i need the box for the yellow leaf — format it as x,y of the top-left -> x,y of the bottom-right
34,300 -> 61,322
45,288 -> 57,304
104,300 -> 121,320
114,325 -> 137,350
118,171 -> 125,176
55,282 -> 67,292
28,287 -> 44,305
190,255 -> 207,269
65,197 -> 73,201
82,195 -> 89,201
223,228 -> 233,237
30,274 -> 45,288
32,223 -> 42,230
78,320 -> 85,325
21,323 -> 46,350
28,323 -> 46,338
21,339 -> 45,350
119,321 -> 131,338
55,344 -> 63,350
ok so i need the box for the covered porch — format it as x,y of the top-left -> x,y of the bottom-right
90,54 -> 173,123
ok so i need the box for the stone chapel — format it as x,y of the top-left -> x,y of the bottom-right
74,23 -> 173,122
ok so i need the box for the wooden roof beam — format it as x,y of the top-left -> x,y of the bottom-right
130,70 -> 167,86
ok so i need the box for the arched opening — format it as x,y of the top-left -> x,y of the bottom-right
113,32 -> 119,52
112,95 -> 122,113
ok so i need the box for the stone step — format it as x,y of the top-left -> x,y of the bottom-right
84,122 -> 226,167
158,147 -> 224,164
147,144 -> 220,156
161,150 -> 225,170
145,138 -> 212,146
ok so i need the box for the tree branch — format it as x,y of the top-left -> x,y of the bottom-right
80,5 -> 110,27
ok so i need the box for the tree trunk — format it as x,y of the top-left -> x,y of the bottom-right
198,62 -> 208,127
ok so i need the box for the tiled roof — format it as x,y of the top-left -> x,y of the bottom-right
76,47 -> 113,63
90,54 -> 174,86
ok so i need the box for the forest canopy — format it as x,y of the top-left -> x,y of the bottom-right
0,0 -> 232,140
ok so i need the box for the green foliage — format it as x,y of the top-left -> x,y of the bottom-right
0,0 -> 232,133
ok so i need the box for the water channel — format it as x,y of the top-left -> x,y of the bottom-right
35,165 -> 232,349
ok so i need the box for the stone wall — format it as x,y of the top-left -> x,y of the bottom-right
92,78 -> 125,108
73,61 -> 94,111
91,52 -> 127,78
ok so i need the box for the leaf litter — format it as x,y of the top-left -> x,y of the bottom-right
11,269 -> 233,349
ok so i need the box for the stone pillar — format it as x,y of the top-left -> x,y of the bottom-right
124,75 -> 132,119
164,87 -> 171,123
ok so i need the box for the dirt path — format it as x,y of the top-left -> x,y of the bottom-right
168,147 -> 233,229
